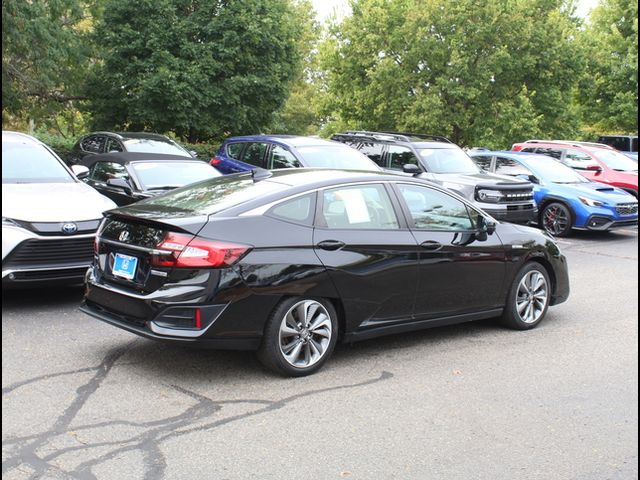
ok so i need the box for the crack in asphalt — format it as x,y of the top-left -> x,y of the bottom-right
2,346 -> 393,480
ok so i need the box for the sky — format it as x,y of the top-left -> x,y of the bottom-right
311,0 -> 601,22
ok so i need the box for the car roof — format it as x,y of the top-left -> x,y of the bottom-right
2,131 -> 44,146
82,131 -> 177,142
223,135 -> 343,148
79,152 -> 204,168
469,150 -> 555,161
516,140 -> 616,151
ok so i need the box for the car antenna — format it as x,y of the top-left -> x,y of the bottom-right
251,167 -> 272,182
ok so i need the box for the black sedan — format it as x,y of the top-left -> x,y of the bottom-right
81,169 -> 570,376
78,152 -> 221,206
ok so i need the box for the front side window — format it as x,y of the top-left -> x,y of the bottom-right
2,142 -> 74,184
388,145 -> 419,171
397,184 -> 474,231
269,145 -> 302,169
89,162 -> 129,183
321,184 -> 399,230
564,149 -> 598,170
240,142 -> 268,167
494,157 -> 532,177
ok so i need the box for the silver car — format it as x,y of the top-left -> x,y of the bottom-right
2,131 -> 116,287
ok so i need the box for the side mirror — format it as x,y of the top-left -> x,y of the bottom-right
71,165 -> 90,179
402,164 -> 422,176
586,164 -> 603,172
189,150 -> 198,158
107,178 -> 133,195
476,215 -> 497,241
516,173 -> 538,184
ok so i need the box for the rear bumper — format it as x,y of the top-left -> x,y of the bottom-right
80,301 -> 260,350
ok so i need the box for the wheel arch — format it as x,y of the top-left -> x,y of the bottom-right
522,254 -> 557,299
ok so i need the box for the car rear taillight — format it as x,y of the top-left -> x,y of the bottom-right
151,232 -> 251,268
210,157 -> 222,166
512,144 -> 523,152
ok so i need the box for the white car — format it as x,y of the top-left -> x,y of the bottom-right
2,131 -> 116,286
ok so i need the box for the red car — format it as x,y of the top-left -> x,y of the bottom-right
512,140 -> 638,197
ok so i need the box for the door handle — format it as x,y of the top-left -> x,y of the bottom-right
420,240 -> 443,251
316,240 -> 346,251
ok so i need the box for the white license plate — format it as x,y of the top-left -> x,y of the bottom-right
112,253 -> 138,280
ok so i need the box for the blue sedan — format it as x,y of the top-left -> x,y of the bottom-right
469,151 -> 638,236
209,135 -> 380,174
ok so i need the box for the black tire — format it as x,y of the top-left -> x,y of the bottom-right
501,262 -> 551,330
540,202 -> 573,237
257,297 -> 339,377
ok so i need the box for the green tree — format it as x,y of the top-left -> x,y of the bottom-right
86,0 -> 302,142
579,0 -> 638,134
319,0 -> 584,148
2,0 -> 91,133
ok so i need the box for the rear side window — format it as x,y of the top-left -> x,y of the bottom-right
81,135 -> 105,153
240,142 -> 268,167
320,184 -> 399,230
226,142 -> 244,160
388,145 -> 419,171
472,155 -> 494,171
268,194 -> 315,225
534,147 -> 562,160
357,142 -> 385,167
397,184 -> 474,231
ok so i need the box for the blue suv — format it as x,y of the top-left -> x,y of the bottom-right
469,150 -> 638,236
210,135 -> 380,174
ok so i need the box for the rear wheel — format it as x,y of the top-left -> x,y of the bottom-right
541,202 -> 573,237
257,297 -> 338,377
501,263 -> 551,330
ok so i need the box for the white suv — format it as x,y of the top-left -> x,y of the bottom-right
2,131 -> 116,287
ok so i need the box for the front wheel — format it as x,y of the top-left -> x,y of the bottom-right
257,297 -> 339,377
501,263 -> 551,330
541,202 -> 573,237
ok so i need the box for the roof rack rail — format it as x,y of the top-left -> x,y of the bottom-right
335,130 -> 454,144
524,139 -> 614,149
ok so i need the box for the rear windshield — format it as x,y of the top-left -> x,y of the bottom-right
296,145 -> 380,171
2,142 -> 74,184
419,148 -> 480,174
130,161 -> 221,190
123,138 -> 191,157
143,174 -> 288,214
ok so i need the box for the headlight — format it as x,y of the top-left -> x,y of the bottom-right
578,196 -> 604,207
476,189 -> 502,203
2,217 -> 20,227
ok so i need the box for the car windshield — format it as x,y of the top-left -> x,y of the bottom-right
130,161 -> 221,190
525,156 -> 589,184
296,145 -> 380,171
593,150 -> 639,172
144,174 -> 288,214
419,148 -> 480,174
123,138 -> 191,157
2,141 -> 74,184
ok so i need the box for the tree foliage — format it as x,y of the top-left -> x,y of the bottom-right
319,0 -> 585,148
86,0 -> 302,142
578,0 -> 638,134
2,0 -> 90,128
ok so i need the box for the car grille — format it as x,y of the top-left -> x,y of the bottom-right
4,237 -> 95,268
499,190 -> 534,203
616,203 -> 638,216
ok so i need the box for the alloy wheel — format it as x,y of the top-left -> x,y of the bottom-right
278,300 -> 333,368
515,270 -> 549,324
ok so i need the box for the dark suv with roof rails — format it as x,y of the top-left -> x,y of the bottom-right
332,131 -> 536,224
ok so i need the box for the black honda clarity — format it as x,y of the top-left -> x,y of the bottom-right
81,169 -> 570,376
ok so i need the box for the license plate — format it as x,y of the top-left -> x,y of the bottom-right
112,253 -> 138,280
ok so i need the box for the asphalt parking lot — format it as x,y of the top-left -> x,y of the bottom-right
2,228 -> 638,480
